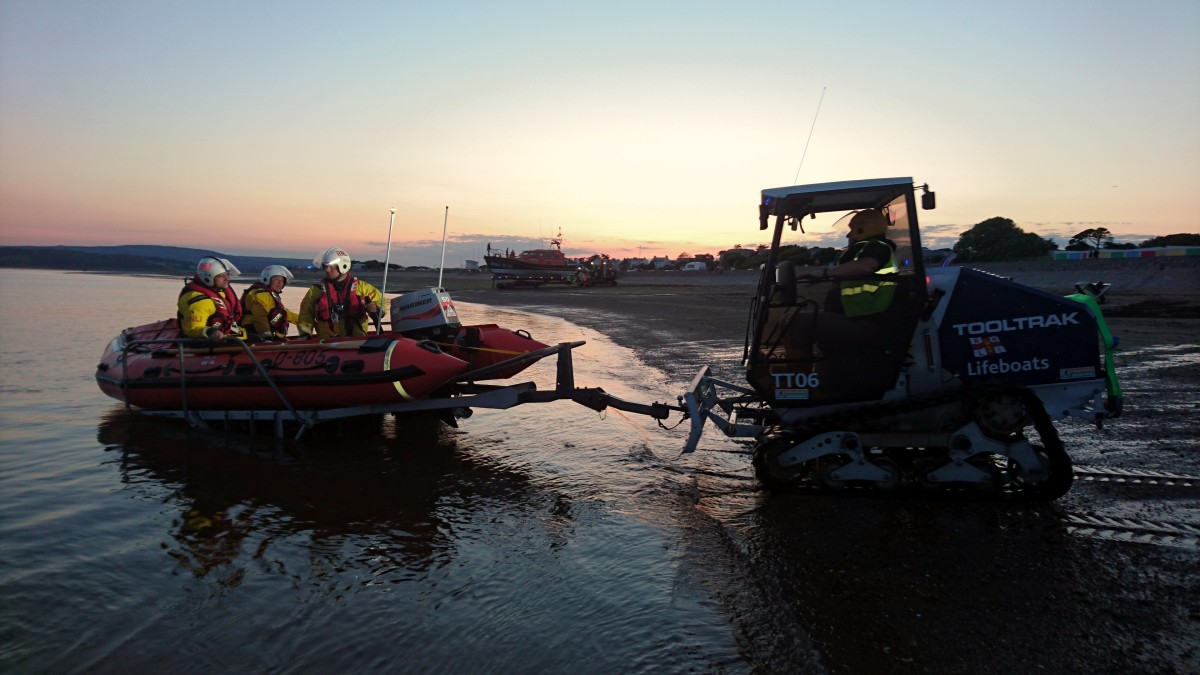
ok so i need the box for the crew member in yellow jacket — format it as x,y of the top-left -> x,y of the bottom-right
298,247 -> 384,338
177,257 -> 245,340
239,265 -> 299,340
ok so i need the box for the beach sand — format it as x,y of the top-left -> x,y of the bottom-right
373,263 -> 1200,673
374,262 -> 1199,365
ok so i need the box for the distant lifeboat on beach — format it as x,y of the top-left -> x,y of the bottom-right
483,232 -> 581,283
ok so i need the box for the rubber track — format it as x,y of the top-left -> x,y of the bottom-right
1065,514 -> 1200,550
757,382 -> 1073,500
1074,466 -> 1199,488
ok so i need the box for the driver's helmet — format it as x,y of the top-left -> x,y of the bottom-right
314,247 -> 352,275
196,257 -> 241,286
847,210 -> 889,243
259,265 -> 294,286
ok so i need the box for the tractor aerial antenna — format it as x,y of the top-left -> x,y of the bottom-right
792,86 -> 826,185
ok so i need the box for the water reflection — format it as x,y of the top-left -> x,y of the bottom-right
91,405 -> 746,673
98,409 -> 555,589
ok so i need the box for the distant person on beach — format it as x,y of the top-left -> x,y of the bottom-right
239,265 -> 298,340
298,247 -> 384,338
177,257 -> 245,340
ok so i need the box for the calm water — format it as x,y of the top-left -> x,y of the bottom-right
0,269 -> 782,673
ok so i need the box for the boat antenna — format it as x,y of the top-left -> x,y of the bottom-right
381,208 -> 395,297
792,86 -> 826,185
367,208 -> 396,333
437,206 -> 449,288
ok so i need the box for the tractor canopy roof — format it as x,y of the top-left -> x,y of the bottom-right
760,177 -> 915,229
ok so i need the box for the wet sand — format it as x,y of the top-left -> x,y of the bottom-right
270,264 -> 1200,672
375,263 -> 1200,364
411,265 -> 1200,674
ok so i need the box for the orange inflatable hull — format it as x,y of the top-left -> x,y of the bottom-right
95,320 -> 471,411
437,324 -> 551,379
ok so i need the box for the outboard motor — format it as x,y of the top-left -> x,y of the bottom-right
390,287 -> 461,339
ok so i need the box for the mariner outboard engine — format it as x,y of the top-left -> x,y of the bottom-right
389,287 -> 461,340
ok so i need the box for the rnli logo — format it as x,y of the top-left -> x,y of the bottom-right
969,336 -> 1006,357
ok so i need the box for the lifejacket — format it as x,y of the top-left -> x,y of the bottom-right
839,238 -> 898,317
311,276 -> 368,335
240,283 -> 291,336
178,277 -> 243,332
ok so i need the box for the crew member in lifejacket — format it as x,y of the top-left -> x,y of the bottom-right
297,247 -> 384,339
239,265 -> 299,340
178,257 -> 245,340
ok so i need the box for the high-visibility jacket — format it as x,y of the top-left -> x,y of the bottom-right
239,284 -> 298,339
177,278 -> 244,339
298,276 -> 383,339
839,238 -> 898,317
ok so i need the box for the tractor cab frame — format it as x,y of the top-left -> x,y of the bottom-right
746,177 -> 936,407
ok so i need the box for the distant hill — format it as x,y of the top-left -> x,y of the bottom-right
0,245 -> 310,275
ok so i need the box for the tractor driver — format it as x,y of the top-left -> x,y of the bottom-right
794,209 -> 898,317
789,210 -> 900,355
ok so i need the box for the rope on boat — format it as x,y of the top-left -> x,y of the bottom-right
432,342 -> 529,357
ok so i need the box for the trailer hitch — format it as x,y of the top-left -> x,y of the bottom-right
567,387 -> 681,420
502,341 -> 683,419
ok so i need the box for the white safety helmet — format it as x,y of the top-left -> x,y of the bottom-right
260,264 -> 294,285
196,257 -> 241,286
314,246 -> 352,275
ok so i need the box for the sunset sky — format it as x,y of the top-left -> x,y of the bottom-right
2,1 -> 1198,268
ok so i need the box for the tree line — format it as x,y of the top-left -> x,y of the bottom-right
708,221 -> 1200,269
950,220 -> 1199,263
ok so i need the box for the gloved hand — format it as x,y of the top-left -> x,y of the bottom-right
795,267 -> 829,282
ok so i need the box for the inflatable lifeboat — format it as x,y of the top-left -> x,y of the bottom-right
96,287 -> 551,412
95,319 -> 473,410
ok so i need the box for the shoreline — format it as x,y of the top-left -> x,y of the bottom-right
439,266 -> 1199,391
67,265 -> 1200,353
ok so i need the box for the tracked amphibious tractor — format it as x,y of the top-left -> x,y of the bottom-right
680,178 -> 1123,500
